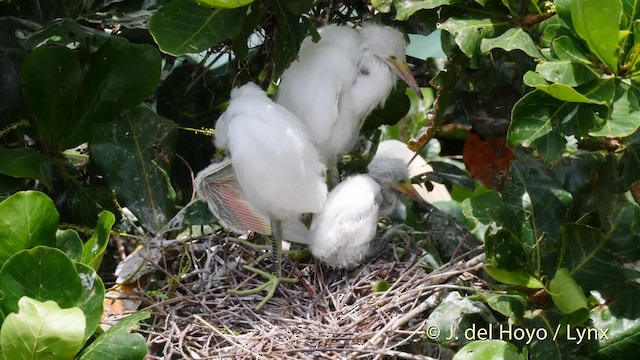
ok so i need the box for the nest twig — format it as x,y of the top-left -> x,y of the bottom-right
124,228 -> 484,359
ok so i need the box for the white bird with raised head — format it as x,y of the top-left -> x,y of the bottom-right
214,82 -> 328,308
308,155 -> 424,269
276,23 -> 422,178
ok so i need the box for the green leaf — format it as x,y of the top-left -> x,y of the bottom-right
480,28 -> 544,59
555,0 -> 574,28
438,17 -> 508,57
532,129 -> 565,163
622,0 -> 640,26
149,0 -> 246,56
18,18 -> 109,52
81,211 -> 116,271
0,147 -> 52,189
590,83 -> 640,137
197,0 -> 255,8
509,90 -> 557,146
549,152 -> 607,193
481,291 -> 527,322
0,247 -> 83,321
394,0 -> 464,21
619,143 -> 640,189
550,268 -> 588,315
484,265 -> 544,288
535,60 -> 600,86
231,3 -> 261,60
75,263 -> 105,339
19,46 -> 82,149
0,191 -> 59,268
426,292 -> 497,346
523,71 -> 615,106
56,229 -> 83,262
590,284 -> 640,359
427,161 -> 476,189
453,340 -> 525,360
269,0 -> 308,78
502,159 -> 573,252
77,311 -> 150,360
63,37 -> 161,149
552,35 -> 593,64
0,297 -> 85,360
563,223 -> 640,289
571,0 -> 622,72
91,107 -> 177,233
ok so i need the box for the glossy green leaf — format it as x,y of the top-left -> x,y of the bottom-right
231,3 -> 260,60
269,0 -> 308,78
508,90 -> 557,146
590,284 -> 640,359
0,297 -> 85,360
0,247 -> 83,321
75,263 -> 105,339
591,83 -> 640,137
149,0 -> 246,56
571,0 -> 622,72
197,0 -> 254,8
56,229 -> 83,262
0,147 -> 52,189
19,46 -> 82,149
502,159 -> 573,251
18,18 -> 109,52
552,35 -> 593,64
618,143 -> 640,189
535,60 -> 600,86
482,291 -> 527,322
549,152 -> 607,193
63,37 -> 161,149
453,340 -> 525,360
622,0 -> 640,26
532,129 -> 565,163
438,17 -> 508,57
427,161 -> 476,189
91,107 -> 177,233
426,292 -> 497,346
77,311 -> 150,360
81,211 -> 116,271
555,0 -> 574,28
394,0 -> 464,21
523,71 -> 615,105
480,28 -> 544,59
549,267 -> 588,314
0,191 -> 58,267
563,223 -> 640,289
485,265 -> 544,288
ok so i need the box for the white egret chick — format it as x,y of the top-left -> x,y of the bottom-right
194,159 -> 312,245
308,157 -> 424,269
276,23 -> 422,175
374,140 -> 451,203
214,82 -> 328,308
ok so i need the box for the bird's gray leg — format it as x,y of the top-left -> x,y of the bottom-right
228,219 -> 298,309
326,158 -> 340,190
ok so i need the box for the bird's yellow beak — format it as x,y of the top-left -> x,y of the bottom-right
387,57 -> 423,99
390,181 -> 427,204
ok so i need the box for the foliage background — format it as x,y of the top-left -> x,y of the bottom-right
1,0 -> 639,358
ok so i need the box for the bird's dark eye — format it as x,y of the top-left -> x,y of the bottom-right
360,67 -> 370,76
389,55 -> 397,60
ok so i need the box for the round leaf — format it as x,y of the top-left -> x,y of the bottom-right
0,246 -> 83,318
0,191 -> 59,267
0,297 -> 85,360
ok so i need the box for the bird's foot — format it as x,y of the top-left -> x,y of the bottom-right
228,265 -> 298,309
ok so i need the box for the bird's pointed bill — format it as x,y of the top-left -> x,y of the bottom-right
387,57 -> 423,99
391,181 -> 427,204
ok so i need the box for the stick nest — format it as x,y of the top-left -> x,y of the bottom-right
116,228 -> 485,359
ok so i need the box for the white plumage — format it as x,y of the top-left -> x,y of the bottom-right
309,157 -> 421,268
215,82 -> 328,220
276,23 -> 421,163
